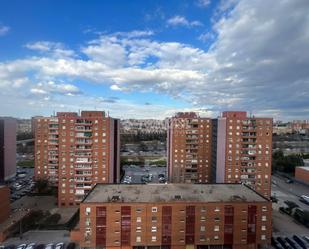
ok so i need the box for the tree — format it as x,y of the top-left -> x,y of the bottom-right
34,178 -> 49,194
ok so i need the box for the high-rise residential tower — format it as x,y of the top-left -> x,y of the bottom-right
0,117 -> 16,183
212,111 -> 273,197
34,111 -> 120,206
167,112 -> 212,183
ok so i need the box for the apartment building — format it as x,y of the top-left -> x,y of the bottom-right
73,183 -> 271,249
212,111 -> 273,197
34,111 -> 120,206
0,117 -> 16,183
167,112 -> 212,183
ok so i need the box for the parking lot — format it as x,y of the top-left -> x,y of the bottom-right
122,165 -> 166,184
271,175 -> 309,237
8,167 -> 34,203
1,230 -> 78,249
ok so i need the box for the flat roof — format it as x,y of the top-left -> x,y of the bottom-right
83,183 -> 268,203
297,166 -> 309,171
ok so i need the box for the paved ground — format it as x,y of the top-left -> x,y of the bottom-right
272,175 -> 309,210
271,175 -> 309,236
11,196 -> 57,211
1,230 -> 75,247
122,165 -> 166,183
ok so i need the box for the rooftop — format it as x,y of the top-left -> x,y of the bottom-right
297,166 -> 309,171
83,183 -> 268,203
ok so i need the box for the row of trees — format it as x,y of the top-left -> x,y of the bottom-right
272,150 -> 304,173
121,132 -> 166,144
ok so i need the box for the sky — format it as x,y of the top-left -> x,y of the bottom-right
0,0 -> 309,120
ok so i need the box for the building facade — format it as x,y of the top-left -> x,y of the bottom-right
34,111 -> 120,206
295,166 -> 309,183
74,183 -> 271,249
212,111 -> 273,198
0,185 -> 10,223
167,112 -> 212,183
0,117 -> 16,183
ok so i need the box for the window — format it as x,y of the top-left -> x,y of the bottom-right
85,207 -> 91,215
151,236 -> 157,242
261,235 -> 266,240
261,225 -> 266,231
136,208 -> 142,213
136,217 -> 141,222
214,207 -> 220,212
152,207 -> 158,212
262,216 -> 267,221
152,216 -> 157,222
151,226 -> 157,232
200,226 -> 205,232
214,225 -> 220,231
136,236 -> 141,243
262,206 -> 267,212
214,235 -> 219,240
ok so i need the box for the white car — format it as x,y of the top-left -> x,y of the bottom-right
45,243 -> 54,249
17,244 -> 27,249
55,243 -> 64,249
25,243 -> 36,249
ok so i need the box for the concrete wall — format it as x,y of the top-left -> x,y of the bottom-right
216,118 -> 226,183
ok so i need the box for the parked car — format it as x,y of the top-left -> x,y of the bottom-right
271,195 -> 278,203
25,243 -> 36,249
285,237 -> 302,249
299,195 -> 309,205
44,244 -> 54,249
158,173 -> 165,178
54,243 -> 64,249
65,243 -> 75,249
16,244 -> 27,249
4,245 -> 16,249
293,235 -> 309,249
34,244 -> 45,249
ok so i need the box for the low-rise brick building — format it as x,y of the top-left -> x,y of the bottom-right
73,183 -> 271,249
0,185 -> 10,224
295,166 -> 309,183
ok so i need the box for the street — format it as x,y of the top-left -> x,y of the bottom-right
271,175 -> 309,237
122,165 -> 166,183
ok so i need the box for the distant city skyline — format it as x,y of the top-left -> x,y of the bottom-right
0,0 -> 309,120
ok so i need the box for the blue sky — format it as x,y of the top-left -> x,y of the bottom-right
0,0 -> 309,120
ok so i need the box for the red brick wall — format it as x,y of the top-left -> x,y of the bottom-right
295,167 -> 309,182
0,186 -> 10,223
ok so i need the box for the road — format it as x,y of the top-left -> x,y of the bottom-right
271,175 -> 309,237
272,175 -> 309,210
122,165 -> 166,183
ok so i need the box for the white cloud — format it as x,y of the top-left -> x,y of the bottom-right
196,0 -> 211,8
1,0 -> 309,120
166,16 -> 203,27
0,25 -> 10,36
25,41 -> 75,58
30,81 -> 81,96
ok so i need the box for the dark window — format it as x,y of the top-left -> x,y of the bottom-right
185,206 -> 195,244
162,206 -> 172,245
96,206 -> 106,246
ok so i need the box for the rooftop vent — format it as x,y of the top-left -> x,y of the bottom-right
111,195 -> 120,202
175,195 -> 182,200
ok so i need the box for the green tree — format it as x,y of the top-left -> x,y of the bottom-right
34,178 -> 49,194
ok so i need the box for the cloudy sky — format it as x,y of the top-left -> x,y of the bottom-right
0,0 -> 309,120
